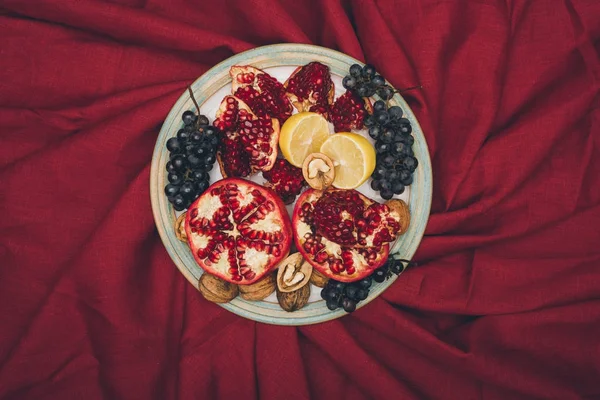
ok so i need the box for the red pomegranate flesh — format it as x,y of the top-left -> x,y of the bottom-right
185,178 -> 292,285
213,96 -> 280,177
230,65 -> 293,124
284,62 -> 334,117
292,189 -> 403,282
329,90 -> 373,132
262,158 -> 307,205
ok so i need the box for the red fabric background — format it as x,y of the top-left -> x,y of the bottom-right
1,0 -> 600,399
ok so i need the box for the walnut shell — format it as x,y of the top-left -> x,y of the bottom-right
276,253 -> 312,293
238,272 -> 276,301
385,199 -> 410,235
302,153 -> 335,190
175,212 -> 187,242
276,284 -> 310,312
309,268 -> 329,288
198,273 -> 239,303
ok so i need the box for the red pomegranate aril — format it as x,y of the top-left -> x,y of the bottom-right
329,90 -> 371,132
284,62 -> 334,117
230,66 -> 293,124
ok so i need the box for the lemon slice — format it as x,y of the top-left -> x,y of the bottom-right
279,112 -> 330,167
319,132 -> 376,189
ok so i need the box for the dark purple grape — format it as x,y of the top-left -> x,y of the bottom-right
362,64 -> 376,80
343,75 -> 357,90
166,137 -> 182,153
164,183 -> 179,197
179,181 -> 195,198
196,179 -> 210,194
188,154 -> 202,167
166,161 -> 177,174
168,173 -> 183,185
342,298 -> 357,313
373,100 -> 386,112
392,181 -> 405,195
371,179 -> 382,191
177,129 -> 190,141
364,114 -> 375,127
172,194 -> 186,211
401,174 -> 413,186
377,85 -> 394,100
388,106 -> 403,120
398,118 -> 412,134
380,129 -> 394,143
182,110 -> 197,126
197,115 -> 209,126
375,111 -> 390,126
403,157 -> 418,172
372,166 -> 386,180
369,125 -> 382,140
371,75 -> 385,87
191,132 -> 202,142
372,269 -> 387,283
380,189 -> 394,200
350,64 -> 363,78
356,85 -> 369,97
356,289 -> 368,301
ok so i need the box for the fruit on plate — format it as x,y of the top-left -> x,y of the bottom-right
342,63 -> 395,100
230,65 -> 293,124
185,178 -> 292,284
284,62 -> 335,116
278,112 -> 330,168
319,132 -> 376,189
262,158 -> 307,205
164,110 -> 219,211
329,90 -> 372,132
367,99 -> 418,200
213,96 -> 280,177
302,153 -> 335,191
292,189 -> 409,282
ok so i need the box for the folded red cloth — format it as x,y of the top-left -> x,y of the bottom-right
1,0 -> 599,399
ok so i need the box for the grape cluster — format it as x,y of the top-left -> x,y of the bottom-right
164,110 -> 220,211
366,100 -> 418,200
321,276 -> 372,313
342,63 -> 395,100
321,258 -> 415,313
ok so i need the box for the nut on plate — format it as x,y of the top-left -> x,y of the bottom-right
238,272 -> 276,301
309,268 -> 329,288
175,212 -> 187,242
385,199 -> 410,235
276,253 -> 312,293
276,284 -> 310,312
302,153 -> 335,190
198,273 -> 239,303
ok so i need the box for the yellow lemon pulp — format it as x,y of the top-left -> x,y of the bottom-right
279,112 -> 330,167
319,132 -> 376,189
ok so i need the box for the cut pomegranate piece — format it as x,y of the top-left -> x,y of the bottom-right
292,189 -> 404,282
329,90 -> 373,132
262,158 -> 307,205
230,65 -> 293,124
213,96 -> 280,177
284,62 -> 334,117
185,178 -> 293,285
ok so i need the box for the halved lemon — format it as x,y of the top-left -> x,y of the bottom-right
319,132 -> 376,189
279,112 -> 330,167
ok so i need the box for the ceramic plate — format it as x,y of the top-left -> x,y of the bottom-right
150,44 -> 432,326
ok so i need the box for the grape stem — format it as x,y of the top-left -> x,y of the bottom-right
187,86 -> 202,128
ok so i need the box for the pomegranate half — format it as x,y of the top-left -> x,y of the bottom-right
185,178 -> 292,285
292,189 -> 404,282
